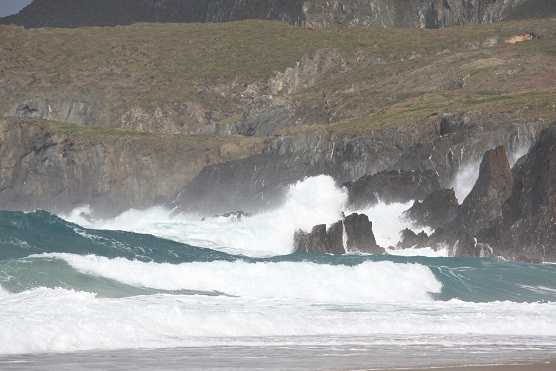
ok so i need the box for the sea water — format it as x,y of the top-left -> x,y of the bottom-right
0,175 -> 555,369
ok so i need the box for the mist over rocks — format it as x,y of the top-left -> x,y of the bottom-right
170,110 -> 543,216
396,128 -> 556,262
388,111 -> 544,186
403,188 -> 459,230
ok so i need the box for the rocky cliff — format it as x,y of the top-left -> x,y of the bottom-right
0,118 -> 264,216
1,0 -> 548,29
0,0 -> 305,28
169,111 -> 544,214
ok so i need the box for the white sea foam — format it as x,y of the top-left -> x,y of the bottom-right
39,253 -> 441,303
1,286 -> 555,355
63,175 -> 437,257
349,200 -> 430,248
386,246 -> 449,257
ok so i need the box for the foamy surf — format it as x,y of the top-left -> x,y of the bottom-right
63,175 -> 433,257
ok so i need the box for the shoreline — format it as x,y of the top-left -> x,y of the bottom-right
386,360 -> 556,371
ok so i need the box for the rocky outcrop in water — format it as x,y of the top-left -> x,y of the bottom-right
343,213 -> 383,254
397,135 -> 556,262
2,0 -> 540,29
294,213 -> 383,255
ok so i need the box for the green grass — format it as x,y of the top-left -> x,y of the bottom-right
1,18 -> 556,137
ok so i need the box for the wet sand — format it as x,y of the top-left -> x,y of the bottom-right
389,359 -> 555,371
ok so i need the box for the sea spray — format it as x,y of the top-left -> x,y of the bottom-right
64,176 -> 425,256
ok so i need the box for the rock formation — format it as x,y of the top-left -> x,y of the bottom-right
171,111 -> 542,215
344,170 -> 441,208
0,117 -> 263,217
294,222 -> 345,255
343,213 -> 383,254
404,189 -> 458,230
397,229 -> 429,250
423,145 -> 514,257
2,0 -> 544,29
454,145 -> 514,237
497,123 -> 556,262
294,213 -> 383,255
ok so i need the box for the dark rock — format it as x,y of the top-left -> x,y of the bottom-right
294,213 -> 383,255
0,0 -> 305,28
390,111 -> 544,187
343,213 -> 383,254
397,228 -> 429,249
294,223 -> 345,254
453,234 -> 494,258
498,122 -> 556,262
403,188 -> 459,229
202,210 -> 252,221
326,221 -> 346,255
425,146 -> 514,258
344,170 -> 441,208
456,145 -> 513,236
171,111 -> 543,215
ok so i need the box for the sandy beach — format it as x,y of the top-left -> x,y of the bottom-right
390,359 -> 555,371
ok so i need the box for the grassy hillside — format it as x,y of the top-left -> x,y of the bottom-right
1,18 -> 556,135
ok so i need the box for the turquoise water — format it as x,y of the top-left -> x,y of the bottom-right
0,209 -> 555,369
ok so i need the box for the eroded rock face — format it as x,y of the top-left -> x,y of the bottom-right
171,111 -> 543,215
11,98 -> 99,126
0,118 -> 262,217
422,146 -> 513,256
455,145 -> 514,236
498,123 -> 556,262
1,0 -> 533,29
344,170 -> 441,208
391,111 -> 543,186
403,188 -> 459,230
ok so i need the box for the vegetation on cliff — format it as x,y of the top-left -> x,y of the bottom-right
1,18 -> 556,136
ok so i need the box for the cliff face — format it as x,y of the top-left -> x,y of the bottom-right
302,0 -> 525,29
0,118 -> 264,216
169,111 -> 544,214
0,0 -> 540,29
0,0 -> 305,28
